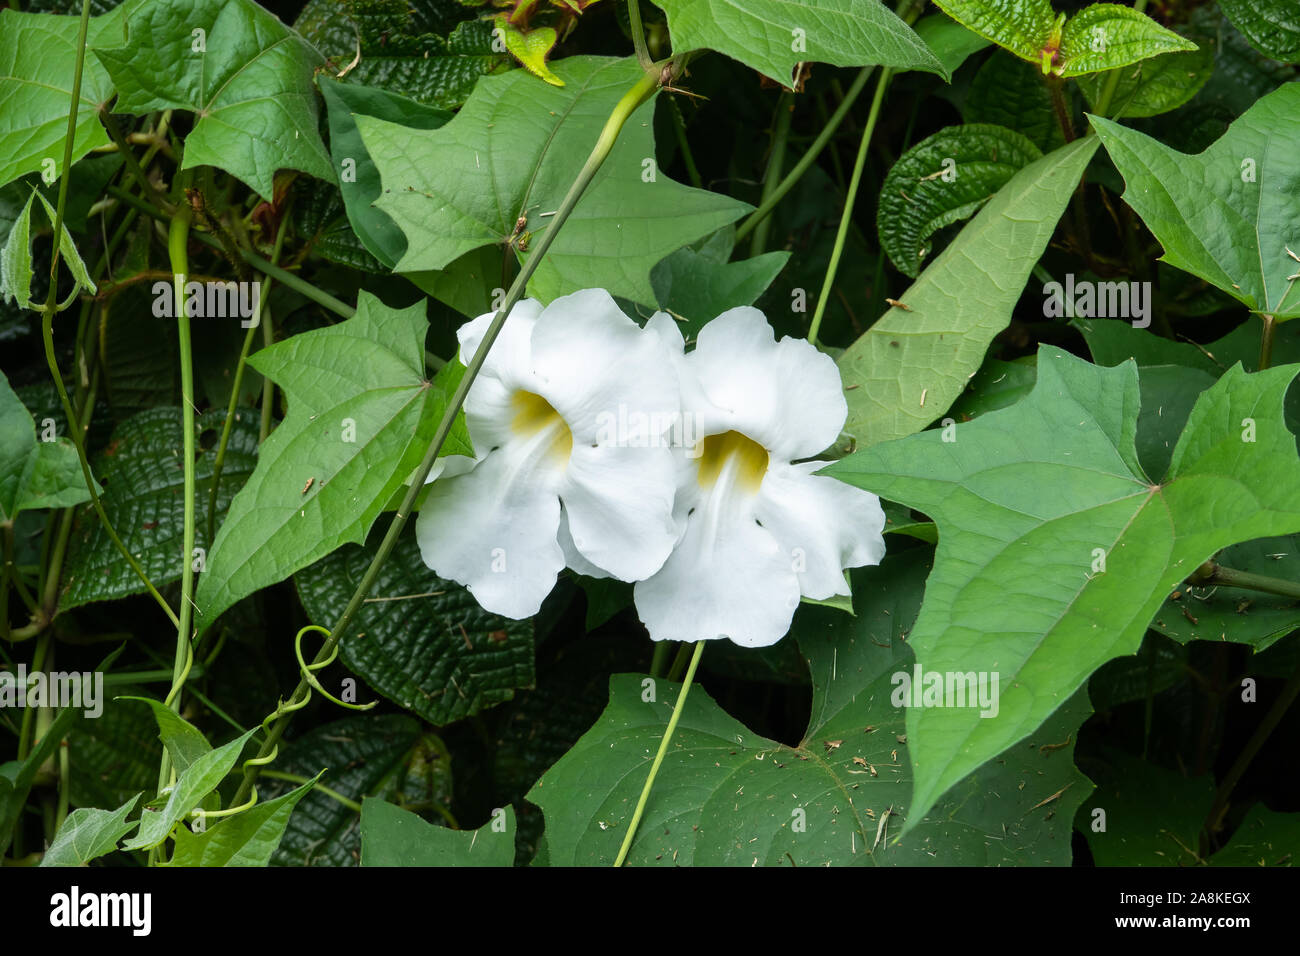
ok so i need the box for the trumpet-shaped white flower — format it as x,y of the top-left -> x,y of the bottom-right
635,308 -> 887,647
416,289 -> 681,619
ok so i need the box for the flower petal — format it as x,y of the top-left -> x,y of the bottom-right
415,439 -> 565,619
687,308 -> 846,459
559,442 -> 679,581
529,289 -> 681,444
634,495 -> 800,647
755,462 -> 887,599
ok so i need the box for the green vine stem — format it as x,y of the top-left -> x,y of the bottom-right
614,641 -> 705,866
230,61 -> 668,809
1259,313 -> 1276,371
1191,560 -> 1300,600
35,0 -> 180,630
750,91 -> 794,257
734,66 -> 873,244
808,66 -> 891,347
1092,0 -> 1149,118
626,0 -> 652,69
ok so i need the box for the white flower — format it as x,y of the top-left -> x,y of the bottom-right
416,290 -> 681,619
634,308 -> 887,647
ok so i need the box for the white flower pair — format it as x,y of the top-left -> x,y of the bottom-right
415,288 -> 886,647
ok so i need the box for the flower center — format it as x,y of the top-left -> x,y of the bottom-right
511,390 -> 573,466
695,430 -> 769,495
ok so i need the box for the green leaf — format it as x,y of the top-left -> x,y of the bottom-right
0,704 -> 82,853
60,407 -> 258,612
932,1 -> 1195,77
318,76 -> 451,270
529,548 -> 1093,866
1091,83 -> 1300,320
40,794 -> 142,867
826,346 -> 1300,827
93,0 -> 334,200
914,13 -> 992,76
878,123 -> 1042,278
361,799 -> 515,866
0,6 -> 125,188
123,728 -> 256,851
67,686 -> 161,811
0,188 -> 97,311
1078,750 -> 1211,865
119,697 -> 211,775
167,775 -> 320,867
358,55 -> 751,307
194,294 -> 471,630
267,714 -> 423,866
294,527 -> 534,725
1209,804 -> 1300,866
497,19 -> 560,86
1055,4 -> 1198,78
653,0 -> 947,87
0,369 -> 90,524
650,242 -> 789,336
837,136 -> 1097,446
948,356 -> 1038,421
1077,43 -> 1213,119
964,51 -> 1063,153
1217,0 -> 1300,65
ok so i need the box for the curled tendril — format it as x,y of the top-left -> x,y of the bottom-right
162,641 -> 194,708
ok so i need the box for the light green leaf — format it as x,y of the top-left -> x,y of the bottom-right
930,0 -> 1057,67
361,799 -> 515,866
40,794 -> 142,867
1217,0 -> 1300,65
0,370 -> 90,524
838,136 -> 1097,446
1056,4 -> 1198,78
654,0 -> 947,87
878,123 -> 1042,278
123,728 -> 256,851
92,0 -> 334,200
0,188 -> 97,311
530,548 -> 1093,866
194,294 -> 471,630
1077,43 -> 1214,118
914,13 -> 992,76
0,6 -> 125,188
167,776 -> 319,866
1091,83 -> 1300,320
1078,750 -> 1211,865
60,407 -> 258,612
359,56 -> 749,307
319,76 -> 451,271
825,347 -> 1300,827
119,697 -> 211,775
295,527 -> 534,725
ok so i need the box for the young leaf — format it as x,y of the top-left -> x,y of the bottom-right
360,799 -> 515,866
60,407 -> 258,612
0,6 -> 125,188
838,136 -> 1097,446
123,728 -> 257,851
0,369 -> 90,524
92,0 -> 334,200
39,794 -> 142,867
877,123 -> 1042,278
194,293 -> 471,630
1217,0 -> 1300,65
529,549 -> 1093,866
1091,83 -> 1300,320
120,697 -> 211,775
1055,4 -> 1198,78
357,56 -> 750,307
653,0 -> 947,87
930,0 -> 1057,67
167,775 -> 320,867
826,346 -> 1300,827
294,528 -> 534,726
0,188 -> 97,311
